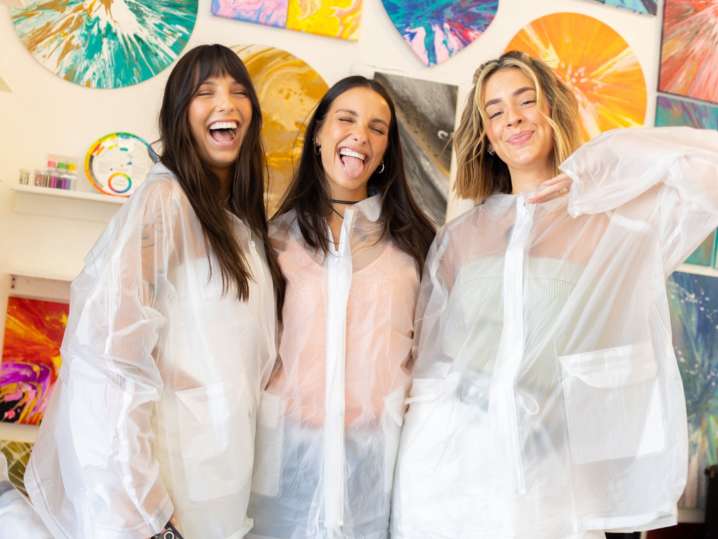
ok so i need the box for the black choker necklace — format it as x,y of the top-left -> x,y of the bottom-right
330,198 -> 361,205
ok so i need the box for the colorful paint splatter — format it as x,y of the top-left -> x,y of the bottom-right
233,45 -> 328,215
506,12 -> 647,141
213,0 -> 361,40
655,94 -> 718,267
668,272 -> 718,510
374,72 -> 456,225
381,0 -> 498,66
0,297 -> 69,425
0,440 -> 33,498
659,0 -> 718,105
586,0 -> 657,15
656,94 -> 718,131
11,1 -> 197,89
85,132 -> 155,198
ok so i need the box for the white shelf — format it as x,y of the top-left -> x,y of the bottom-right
0,423 -> 38,444
11,184 -> 125,205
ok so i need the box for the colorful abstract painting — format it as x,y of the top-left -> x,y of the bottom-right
0,297 -> 68,425
656,94 -> 718,131
84,132 -> 155,197
374,72 -> 456,225
381,0 -> 498,66
11,1 -> 197,89
506,12 -> 647,142
0,440 -> 32,498
213,0 -> 361,40
233,45 -> 328,214
586,0 -> 657,15
668,272 -> 718,510
659,0 -> 718,105
655,94 -> 718,267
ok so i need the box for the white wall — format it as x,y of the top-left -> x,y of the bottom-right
0,0 -> 662,317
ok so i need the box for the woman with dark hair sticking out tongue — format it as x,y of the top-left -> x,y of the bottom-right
247,76 -> 435,539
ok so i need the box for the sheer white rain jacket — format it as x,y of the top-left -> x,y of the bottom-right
0,453 -> 52,539
25,164 -> 277,539
248,196 -> 419,539
392,127 -> 718,539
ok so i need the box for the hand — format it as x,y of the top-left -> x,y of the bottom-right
527,173 -> 571,204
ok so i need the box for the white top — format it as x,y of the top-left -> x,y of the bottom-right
249,197 -> 419,538
25,164 -> 277,539
392,127 -> 718,539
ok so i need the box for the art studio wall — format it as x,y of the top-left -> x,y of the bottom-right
1,0 -> 716,521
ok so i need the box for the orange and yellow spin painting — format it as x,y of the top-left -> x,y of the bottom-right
506,12 -> 647,141
233,45 -> 328,215
0,297 -> 69,425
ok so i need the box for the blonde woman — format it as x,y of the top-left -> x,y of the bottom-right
391,51 -> 718,539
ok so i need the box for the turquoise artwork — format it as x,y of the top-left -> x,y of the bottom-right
656,94 -> 718,267
587,0 -> 657,15
11,1 -> 197,89
668,271 -> 718,510
380,0 -> 499,66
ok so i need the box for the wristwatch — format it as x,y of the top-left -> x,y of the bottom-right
151,520 -> 184,539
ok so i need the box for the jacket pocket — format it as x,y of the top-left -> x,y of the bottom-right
251,391 -> 285,497
175,381 -> 254,501
559,342 -> 665,464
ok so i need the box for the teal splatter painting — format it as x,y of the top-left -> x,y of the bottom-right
381,0 -> 498,66
11,1 -> 197,89
656,94 -> 718,267
668,271 -> 718,509
588,0 -> 657,15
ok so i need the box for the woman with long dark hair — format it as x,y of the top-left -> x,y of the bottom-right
247,76 -> 434,539
23,44 -> 282,539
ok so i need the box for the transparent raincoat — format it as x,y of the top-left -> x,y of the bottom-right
248,196 -> 419,539
0,453 -> 52,539
392,127 -> 718,539
25,164 -> 277,539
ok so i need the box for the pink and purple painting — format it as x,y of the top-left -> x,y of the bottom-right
212,0 -> 361,40
659,0 -> 718,104
0,297 -> 69,425
380,0 -> 498,66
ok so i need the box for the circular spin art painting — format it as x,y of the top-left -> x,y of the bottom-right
11,0 -> 197,89
506,12 -> 647,141
85,132 -> 155,197
233,45 -> 328,215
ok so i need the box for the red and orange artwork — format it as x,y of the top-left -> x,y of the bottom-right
0,297 -> 69,425
659,0 -> 718,105
506,12 -> 647,142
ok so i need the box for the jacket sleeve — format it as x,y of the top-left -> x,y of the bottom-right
561,126 -> 718,274
0,453 -> 53,539
26,179 -> 181,539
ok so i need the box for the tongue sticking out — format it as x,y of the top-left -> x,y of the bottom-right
341,155 -> 364,178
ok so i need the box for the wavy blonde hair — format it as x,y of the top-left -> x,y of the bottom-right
453,51 -> 580,201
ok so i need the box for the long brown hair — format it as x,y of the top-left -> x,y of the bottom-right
453,50 -> 581,201
159,44 -> 284,308
275,76 -> 435,272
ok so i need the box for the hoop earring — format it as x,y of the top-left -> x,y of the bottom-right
377,162 -> 385,174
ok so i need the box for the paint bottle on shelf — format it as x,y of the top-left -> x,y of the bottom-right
18,169 -> 30,185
